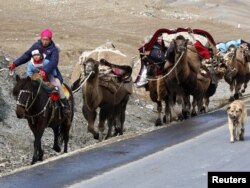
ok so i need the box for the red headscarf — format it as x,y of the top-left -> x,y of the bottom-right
40,28 -> 53,39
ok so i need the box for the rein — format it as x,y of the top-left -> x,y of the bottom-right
26,80 -> 43,111
16,79 -> 51,120
72,71 -> 93,94
146,51 -> 185,81
25,98 -> 51,119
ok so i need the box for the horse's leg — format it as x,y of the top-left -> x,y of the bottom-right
52,126 -> 61,152
82,106 -> 98,139
30,125 -> 45,164
155,101 -> 163,126
62,120 -> 71,153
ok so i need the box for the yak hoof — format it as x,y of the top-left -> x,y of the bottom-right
31,157 -> 38,165
105,135 -> 111,140
163,115 -> 166,123
200,107 -> 206,114
234,93 -> 239,100
155,118 -> 163,126
31,160 -> 36,165
177,114 -> 184,121
93,133 -> 99,140
38,152 -> 44,161
229,96 -> 235,102
53,145 -> 61,153
182,111 -> 189,119
191,111 -> 197,117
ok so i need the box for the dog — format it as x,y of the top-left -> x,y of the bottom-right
227,100 -> 247,143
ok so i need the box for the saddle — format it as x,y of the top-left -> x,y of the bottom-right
31,73 -> 70,102
99,58 -> 132,82
99,76 -> 121,94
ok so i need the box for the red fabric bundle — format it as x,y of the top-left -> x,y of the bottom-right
193,40 -> 210,59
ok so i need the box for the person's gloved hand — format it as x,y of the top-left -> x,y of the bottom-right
9,63 -> 16,71
39,69 -> 47,80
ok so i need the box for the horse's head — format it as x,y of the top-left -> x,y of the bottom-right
12,75 -> 37,118
173,35 -> 189,55
82,58 -> 99,77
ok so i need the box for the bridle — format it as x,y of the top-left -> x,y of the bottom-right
16,79 -> 52,124
16,80 -> 44,112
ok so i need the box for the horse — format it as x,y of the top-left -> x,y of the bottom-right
81,58 -> 130,140
12,74 -> 74,164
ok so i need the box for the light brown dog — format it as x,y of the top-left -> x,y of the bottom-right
227,100 -> 247,143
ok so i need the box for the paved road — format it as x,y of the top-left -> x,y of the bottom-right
0,104 -> 249,188
70,114 -> 250,188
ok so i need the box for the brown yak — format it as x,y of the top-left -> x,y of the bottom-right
223,45 -> 250,101
81,58 -> 130,140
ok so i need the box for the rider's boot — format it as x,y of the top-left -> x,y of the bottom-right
60,98 -> 70,114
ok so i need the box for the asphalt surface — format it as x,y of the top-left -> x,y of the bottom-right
70,108 -> 250,188
0,103 -> 245,188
